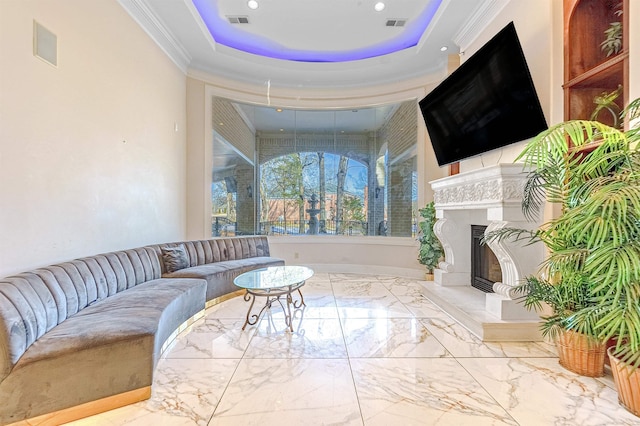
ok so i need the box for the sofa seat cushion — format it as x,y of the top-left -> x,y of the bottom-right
0,278 -> 206,424
163,257 -> 284,301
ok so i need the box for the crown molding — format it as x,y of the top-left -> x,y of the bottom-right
453,0 -> 510,54
118,0 -> 191,73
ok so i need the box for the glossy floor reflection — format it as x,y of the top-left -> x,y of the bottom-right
69,273 -> 639,425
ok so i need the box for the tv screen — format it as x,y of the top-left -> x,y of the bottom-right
419,22 -> 548,166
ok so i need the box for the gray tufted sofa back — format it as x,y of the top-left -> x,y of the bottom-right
148,236 -> 272,273
0,247 -> 161,383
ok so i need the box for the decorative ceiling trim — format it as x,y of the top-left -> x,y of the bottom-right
117,0 -> 191,73
191,0 -> 444,63
452,0 -> 510,54
416,0 -> 453,51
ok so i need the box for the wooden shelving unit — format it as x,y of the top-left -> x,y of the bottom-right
563,0 -> 629,127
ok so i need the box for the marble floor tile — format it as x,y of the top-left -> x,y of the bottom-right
378,276 -> 425,293
68,358 -> 240,426
302,279 -> 333,292
206,295 -> 251,319
291,293 -> 340,319
336,295 -> 414,319
163,318 -> 255,359
396,294 -> 453,319
458,357 -> 640,425
351,358 -> 518,425
62,272 -> 640,426
306,271 -> 331,281
342,317 -> 449,358
244,317 -> 348,358
209,358 -> 363,425
421,316 -> 558,358
330,272 -> 380,282
332,281 -> 391,298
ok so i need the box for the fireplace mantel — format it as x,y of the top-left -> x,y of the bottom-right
432,163 -> 531,211
427,164 -> 544,336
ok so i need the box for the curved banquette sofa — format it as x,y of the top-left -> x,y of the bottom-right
0,236 -> 283,426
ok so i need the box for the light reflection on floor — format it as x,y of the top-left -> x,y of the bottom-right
68,273 -> 638,425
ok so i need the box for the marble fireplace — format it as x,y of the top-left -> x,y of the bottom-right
425,164 -> 545,341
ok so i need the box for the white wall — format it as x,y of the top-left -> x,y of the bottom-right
0,0 -> 187,276
186,77 -> 208,240
458,0 -> 563,173
268,236 -> 423,278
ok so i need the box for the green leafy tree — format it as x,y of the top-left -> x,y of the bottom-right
343,195 -> 365,222
261,154 -> 301,227
261,153 -> 317,233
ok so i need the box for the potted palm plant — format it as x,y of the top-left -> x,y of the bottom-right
485,97 -> 640,380
417,201 -> 443,280
567,98 -> 640,414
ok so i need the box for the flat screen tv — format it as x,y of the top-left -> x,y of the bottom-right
419,22 -> 548,166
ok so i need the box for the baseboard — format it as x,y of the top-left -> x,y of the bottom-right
297,263 -> 425,279
206,289 -> 245,309
12,387 -> 151,426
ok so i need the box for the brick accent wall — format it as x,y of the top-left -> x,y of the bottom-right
376,102 -> 418,237
377,102 -> 418,161
213,98 -> 255,161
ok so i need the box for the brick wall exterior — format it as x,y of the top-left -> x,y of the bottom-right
376,102 -> 418,237
377,102 -> 418,161
213,98 -> 255,161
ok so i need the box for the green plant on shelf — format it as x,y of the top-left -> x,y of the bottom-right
600,2 -> 623,57
590,85 -> 622,128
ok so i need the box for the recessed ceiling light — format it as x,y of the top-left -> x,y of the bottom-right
440,46 -> 448,52
247,0 -> 259,10
279,128 -> 284,132
374,2 -> 385,12
275,108 -> 283,112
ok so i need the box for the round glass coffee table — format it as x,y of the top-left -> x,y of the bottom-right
233,265 -> 314,332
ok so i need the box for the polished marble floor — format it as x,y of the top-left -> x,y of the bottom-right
70,273 -> 639,425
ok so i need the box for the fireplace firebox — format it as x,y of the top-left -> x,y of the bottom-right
471,225 -> 502,293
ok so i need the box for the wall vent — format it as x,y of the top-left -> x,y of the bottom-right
386,19 -> 407,27
33,21 -> 57,67
228,16 -> 250,24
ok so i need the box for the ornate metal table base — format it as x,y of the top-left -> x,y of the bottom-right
241,282 -> 306,332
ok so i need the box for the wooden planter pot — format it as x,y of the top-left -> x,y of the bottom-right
555,329 -> 606,377
608,347 -> 640,417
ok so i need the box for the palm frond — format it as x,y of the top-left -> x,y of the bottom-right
621,97 -> 640,124
509,98 -> 640,367
481,227 -> 540,246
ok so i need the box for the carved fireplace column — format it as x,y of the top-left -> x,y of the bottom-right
430,164 -> 544,320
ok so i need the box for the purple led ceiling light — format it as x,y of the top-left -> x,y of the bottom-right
192,0 -> 443,62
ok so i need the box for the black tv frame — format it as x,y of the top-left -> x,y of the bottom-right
419,22 -> 548,167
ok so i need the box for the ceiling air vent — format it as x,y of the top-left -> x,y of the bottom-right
228,16 -> 250,24
386,19 -> 407,27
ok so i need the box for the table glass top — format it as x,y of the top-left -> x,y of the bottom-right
233,266 -> 314,290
